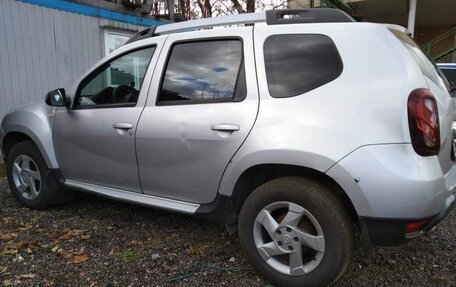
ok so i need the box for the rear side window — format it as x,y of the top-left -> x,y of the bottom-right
264,34 -> 343,98
157,40 -> 245,104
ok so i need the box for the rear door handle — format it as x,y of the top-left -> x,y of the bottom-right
211,124 -> 240,132
113,123 -> 133,130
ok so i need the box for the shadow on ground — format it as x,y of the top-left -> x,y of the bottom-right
0,162 -> 5,179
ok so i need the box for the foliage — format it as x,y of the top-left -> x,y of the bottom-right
151,0 -> 288,20
114,248 -> 142,263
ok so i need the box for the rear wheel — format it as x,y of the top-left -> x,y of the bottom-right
6,141 -> 72,209
238,177 -> 353,287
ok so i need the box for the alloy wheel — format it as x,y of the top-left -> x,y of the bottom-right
253,201 -> 325,275
11,154 -> 42,200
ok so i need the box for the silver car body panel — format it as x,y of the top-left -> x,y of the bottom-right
0,103 -> 58,168
326,144 -> 456,218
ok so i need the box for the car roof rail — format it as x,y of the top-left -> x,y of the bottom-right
127,9 -> 355,44
125,26 -> 158,45
266,9 -> 355,25
155,11 -> 266,35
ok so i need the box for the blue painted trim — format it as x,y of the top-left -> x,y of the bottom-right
17,0 -> 163,27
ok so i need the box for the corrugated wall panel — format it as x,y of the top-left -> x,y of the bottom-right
0,0 -> 145,119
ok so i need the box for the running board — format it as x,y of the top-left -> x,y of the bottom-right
64,180 -> 200,214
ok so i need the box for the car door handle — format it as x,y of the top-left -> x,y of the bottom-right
113,123 -> 133,130
211,124 -> 240,132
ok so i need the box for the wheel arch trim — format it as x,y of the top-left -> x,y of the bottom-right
1,109 -> 59,169
218,149 -> 369,217
198,153 -> 366,225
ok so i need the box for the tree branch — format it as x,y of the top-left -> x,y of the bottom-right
230,0 -> 245,13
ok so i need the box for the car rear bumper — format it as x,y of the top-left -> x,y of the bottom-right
360,192 -> 455,246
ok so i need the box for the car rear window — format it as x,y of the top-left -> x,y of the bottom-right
264,34 -> 343,98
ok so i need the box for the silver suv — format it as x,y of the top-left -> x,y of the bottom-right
1,9 -> 455,287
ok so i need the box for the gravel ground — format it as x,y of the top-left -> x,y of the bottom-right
0,177 -> 455,287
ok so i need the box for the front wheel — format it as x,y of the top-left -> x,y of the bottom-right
6,141 -> 72,209
238,177 -> 354,287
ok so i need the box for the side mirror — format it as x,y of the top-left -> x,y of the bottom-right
45,88 -> 69,107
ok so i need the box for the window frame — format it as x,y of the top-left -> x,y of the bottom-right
155,37 -> 247,106
72,45 -> 156,110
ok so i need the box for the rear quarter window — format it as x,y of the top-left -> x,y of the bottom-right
264,34 -> 343,98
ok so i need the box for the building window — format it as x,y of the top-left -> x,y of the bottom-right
105,30 -> 134,55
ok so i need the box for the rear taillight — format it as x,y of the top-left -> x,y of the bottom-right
407,88 -> 440,156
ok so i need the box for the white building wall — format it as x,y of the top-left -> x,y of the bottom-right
0,0 -> 146,119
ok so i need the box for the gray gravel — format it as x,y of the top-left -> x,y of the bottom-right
0,178 -> 455,286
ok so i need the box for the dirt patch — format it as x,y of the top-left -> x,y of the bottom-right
0,179 -> 455,286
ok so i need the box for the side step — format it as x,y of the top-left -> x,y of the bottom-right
65,180 -> 200,214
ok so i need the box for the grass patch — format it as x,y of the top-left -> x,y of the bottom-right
185,243 -> 210,256
115,248 -> 142,263
0,161 -> 5,178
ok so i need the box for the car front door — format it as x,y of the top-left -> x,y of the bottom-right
135,27 -> 259,204
53,38 -> 164,192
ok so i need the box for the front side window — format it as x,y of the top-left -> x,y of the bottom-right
264,34 -> 343,98
157,40 -> 245,104
75,47 -> 155,108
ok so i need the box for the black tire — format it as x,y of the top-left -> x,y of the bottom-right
6,141 -> 73,209
238,177 -> 353,287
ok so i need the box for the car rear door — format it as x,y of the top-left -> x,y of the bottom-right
135,27 -> 259,204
